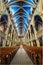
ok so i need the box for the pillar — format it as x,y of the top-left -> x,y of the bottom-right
29,30 -> 33,46
28,42 -> 30,46
33,26 -> 40,47
2,10 -> 12,47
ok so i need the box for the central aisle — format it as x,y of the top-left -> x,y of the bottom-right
10,47 -> 34,65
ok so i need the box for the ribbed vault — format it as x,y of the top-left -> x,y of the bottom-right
3,0 -> 38,37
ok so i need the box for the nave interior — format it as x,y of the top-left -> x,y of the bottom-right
0,0 -> 43,65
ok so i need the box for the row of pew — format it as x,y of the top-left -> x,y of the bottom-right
23,46 -> 43,65
0,46 -> 19,65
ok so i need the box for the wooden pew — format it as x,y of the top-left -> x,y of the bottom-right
23,46 -> 42,65
0,46 -> 19,65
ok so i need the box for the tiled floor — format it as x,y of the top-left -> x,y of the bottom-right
10,47 -> 34,65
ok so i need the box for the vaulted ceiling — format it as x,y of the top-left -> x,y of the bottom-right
3,0 -> 38,37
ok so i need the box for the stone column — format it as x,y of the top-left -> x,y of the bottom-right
33,26 -> 40,47
3,15 -> 12,47
29,30 -> 33,46
28,27 -> 33,46
9,25 -> 14,46
28,42 -> 30,46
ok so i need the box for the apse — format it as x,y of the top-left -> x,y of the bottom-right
3,0 -> 37,37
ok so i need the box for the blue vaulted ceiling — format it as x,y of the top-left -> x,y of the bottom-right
4,0 -> 36,37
